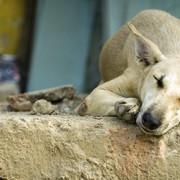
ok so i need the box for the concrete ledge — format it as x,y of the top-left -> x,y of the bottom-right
0,113 -> 179,179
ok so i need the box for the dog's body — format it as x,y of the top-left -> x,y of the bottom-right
76,10 -> 180,135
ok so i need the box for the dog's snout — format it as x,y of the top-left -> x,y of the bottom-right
142,112 -> 161,130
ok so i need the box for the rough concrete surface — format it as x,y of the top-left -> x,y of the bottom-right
0,109 -> 179,180
0,85 -> 179,179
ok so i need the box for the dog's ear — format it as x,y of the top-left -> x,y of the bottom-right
128,23 -> 166,69
134,35 -> 163,68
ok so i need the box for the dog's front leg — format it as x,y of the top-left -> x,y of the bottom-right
77,88 -> 126,116
76,71 -> 140,123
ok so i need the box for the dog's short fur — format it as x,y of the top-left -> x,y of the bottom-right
76,10 -> 180,136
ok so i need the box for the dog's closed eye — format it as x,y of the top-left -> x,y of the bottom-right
153,75 -> 164,88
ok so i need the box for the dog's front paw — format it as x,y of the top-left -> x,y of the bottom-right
114,98 -> 140,124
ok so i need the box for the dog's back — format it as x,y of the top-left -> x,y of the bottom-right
99,10 -> 180,82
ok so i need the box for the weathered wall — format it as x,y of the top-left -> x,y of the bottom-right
0,113 -> 179,179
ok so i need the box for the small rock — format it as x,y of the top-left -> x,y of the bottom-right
7,94 -> 32,111
31,99 -> 56,115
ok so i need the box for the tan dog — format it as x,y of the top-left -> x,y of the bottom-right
76,10 -> 180,136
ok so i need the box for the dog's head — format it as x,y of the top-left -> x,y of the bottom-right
131,26 -> 180,135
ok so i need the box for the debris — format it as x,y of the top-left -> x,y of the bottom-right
7,85 -> 76,111
7,94 -> 32,111
31,99 -> 56,115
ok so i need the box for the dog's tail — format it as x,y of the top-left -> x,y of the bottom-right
127,22 -> 141,36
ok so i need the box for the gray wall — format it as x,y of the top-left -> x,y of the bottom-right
28,0 -> 180,92
28,0 -> 96,92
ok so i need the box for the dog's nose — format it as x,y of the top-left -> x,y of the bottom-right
142,112 -> 161,130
